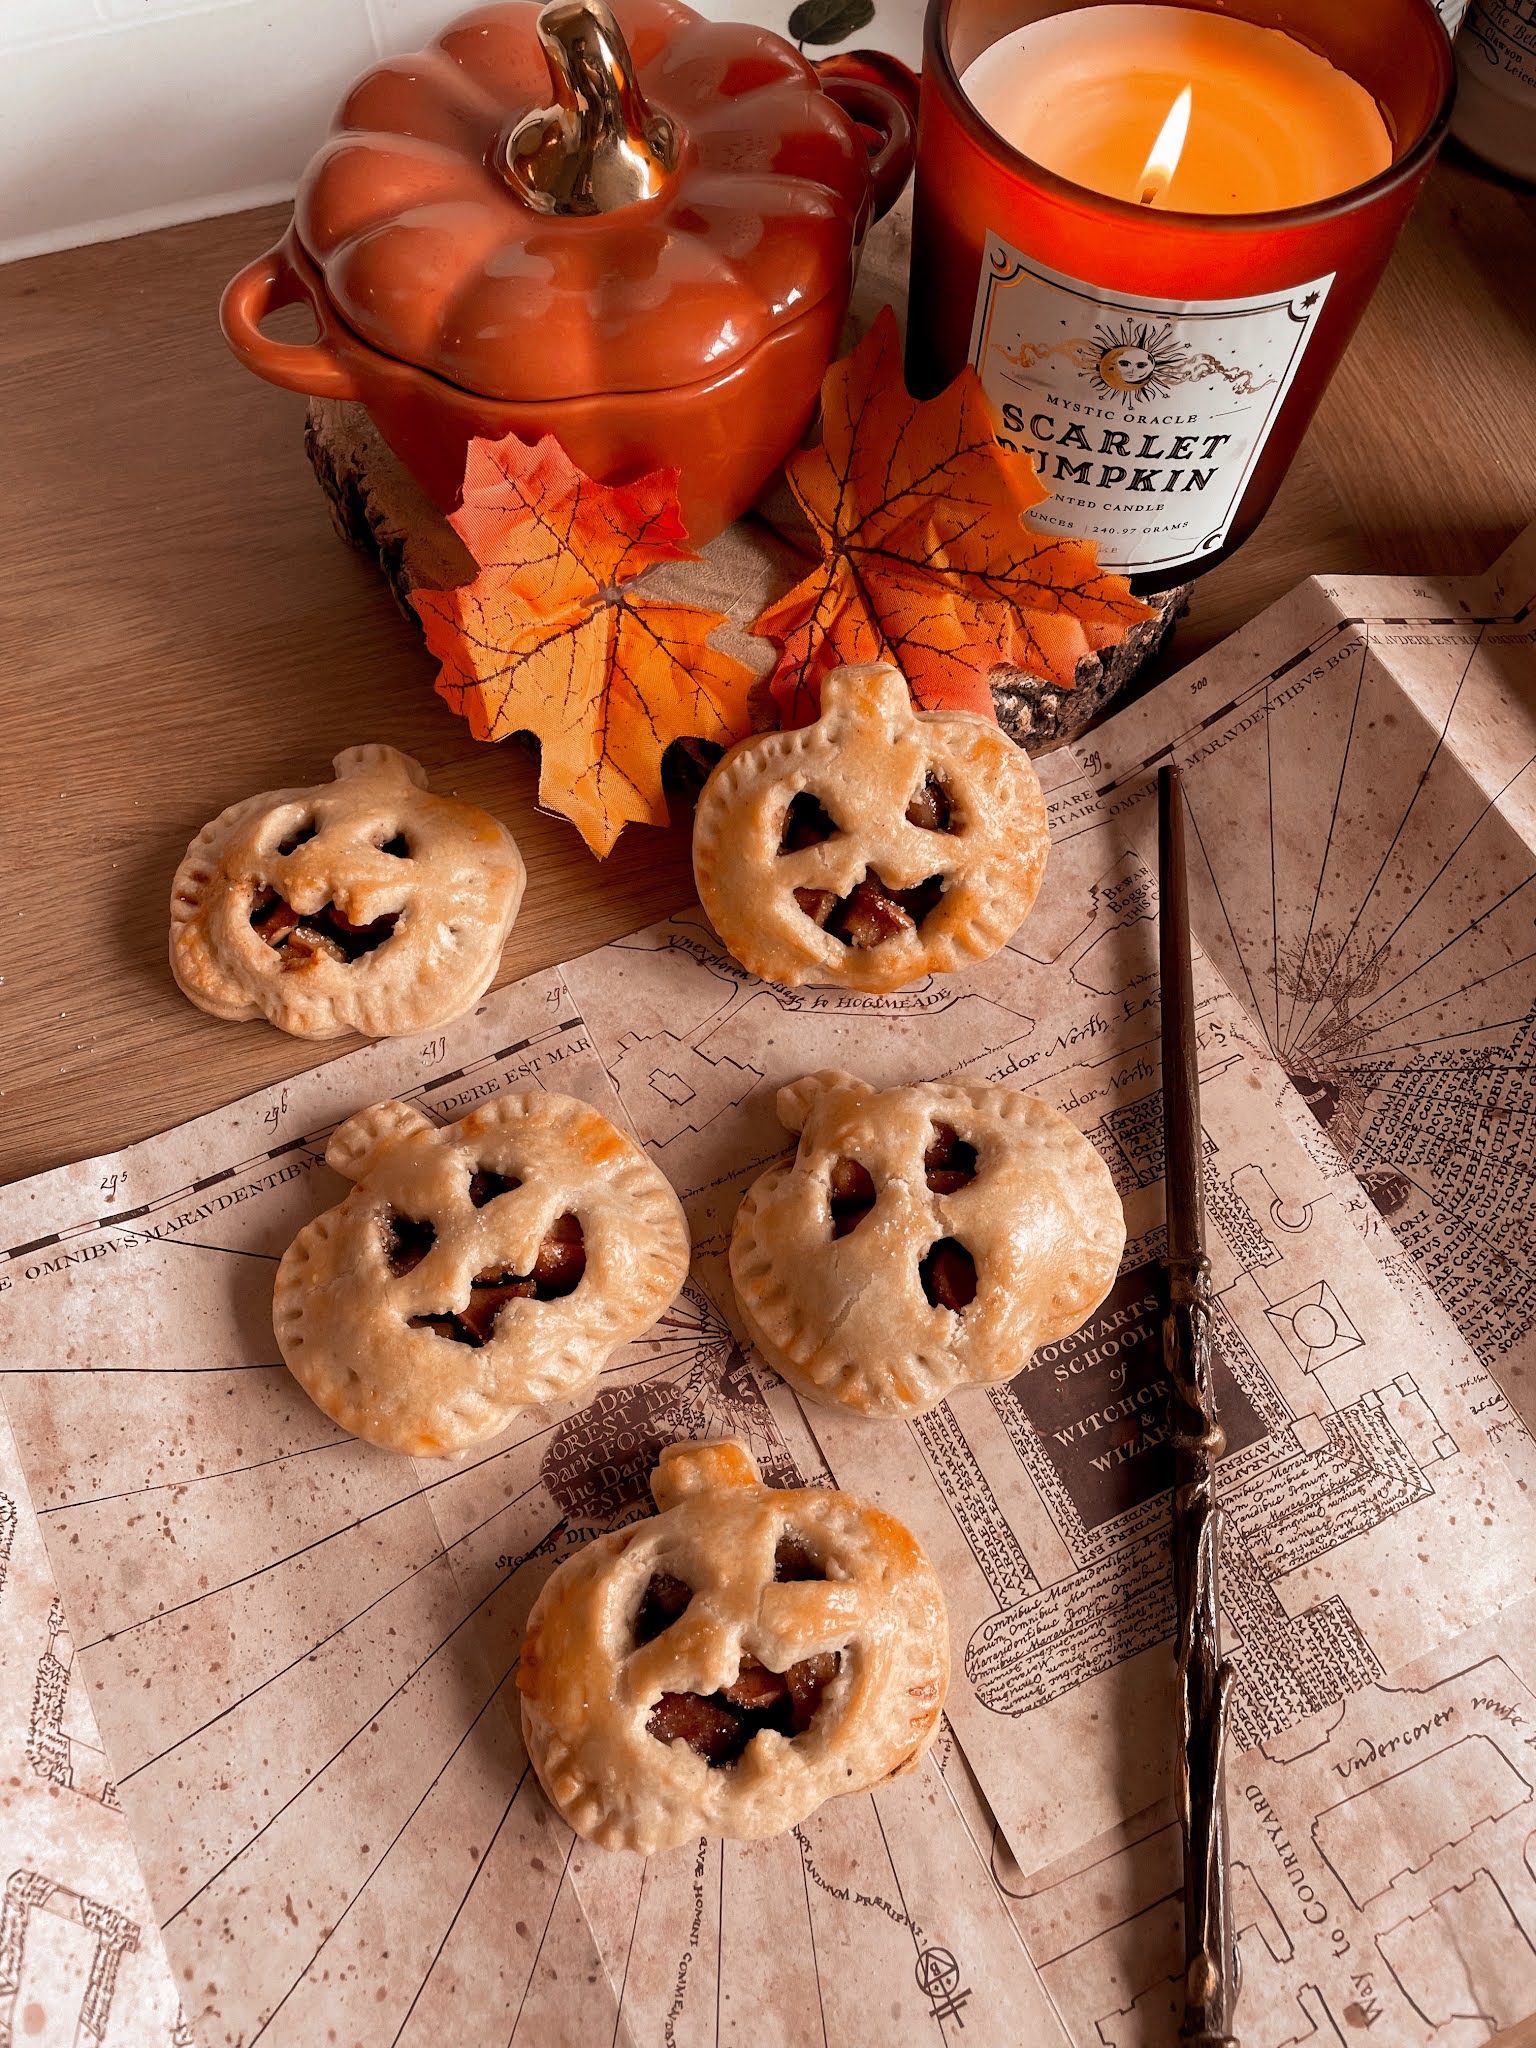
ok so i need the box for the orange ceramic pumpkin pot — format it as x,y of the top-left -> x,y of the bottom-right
221,0 -> 914,543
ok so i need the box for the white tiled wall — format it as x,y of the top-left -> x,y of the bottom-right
0,0 -> 922,266
0,0 -> 498,263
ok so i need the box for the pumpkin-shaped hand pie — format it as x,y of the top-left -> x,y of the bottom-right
691,662 -> 1049,991
730,1071 -> 1126,1419
170,744 -> 525,1040
517,1438 -> 948,1852
274,1094 -> 689,1455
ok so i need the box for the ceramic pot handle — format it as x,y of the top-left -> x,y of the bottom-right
819,74 -> 916,223
219,240 -> 359,401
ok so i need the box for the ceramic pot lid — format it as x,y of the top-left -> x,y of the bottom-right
293,0 -> 875,403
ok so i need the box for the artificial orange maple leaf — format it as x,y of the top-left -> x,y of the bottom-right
412,435 -> 754,857
755,306 -> 1153,727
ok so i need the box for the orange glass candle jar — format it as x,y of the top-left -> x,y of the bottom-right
907,0 -> 1454,586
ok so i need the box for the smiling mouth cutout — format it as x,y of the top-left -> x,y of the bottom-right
405,1215 -> 587,1345
250,890 -> 399,967
636,1540 -> 842,1766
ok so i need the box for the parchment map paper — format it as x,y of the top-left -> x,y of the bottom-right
0,979 -> 1056,2048
925,522 -> 1536,2048
1,529 -> 1535,2047
561,831 -> 1533,1868
0,1408 -> 190,2047
1063,523 -> 1536,1443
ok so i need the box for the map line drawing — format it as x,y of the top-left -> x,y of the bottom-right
0,1014 -> 592,1273
1281,631 -> 1373,1052
3,539 -> 1536,2043
114,1335 -> 730,1784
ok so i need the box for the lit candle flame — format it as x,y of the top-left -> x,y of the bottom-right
1137,85 -> 1192,205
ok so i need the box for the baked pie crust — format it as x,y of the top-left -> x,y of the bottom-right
170,743 -> 526,1039
274,1093 -> 690,1456
730,1070 -> 1126,1418
517,1438 -> 948,1853
692,662 -> 1049,991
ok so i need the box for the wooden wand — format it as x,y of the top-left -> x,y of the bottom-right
1157,763 -> 1240,2047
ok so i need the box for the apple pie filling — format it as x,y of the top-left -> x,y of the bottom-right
404,1214 -> 586,1344
637,1536 -> 843,1765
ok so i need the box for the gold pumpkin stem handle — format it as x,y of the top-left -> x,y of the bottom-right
502,0 -> 677,214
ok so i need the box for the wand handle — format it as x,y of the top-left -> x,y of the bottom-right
1166,1250 -> 1239,2045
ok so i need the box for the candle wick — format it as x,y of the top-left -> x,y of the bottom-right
1136,85 -> 1191,210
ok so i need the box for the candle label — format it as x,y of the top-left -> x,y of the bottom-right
969,235 -> 1334,577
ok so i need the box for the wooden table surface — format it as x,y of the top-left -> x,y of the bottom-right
2,150 -> 1535,1191
2,148 -> 1536,2048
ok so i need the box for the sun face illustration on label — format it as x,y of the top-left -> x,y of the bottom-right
1093,333 -> 1165,400
1004,318 -> 1279,411
971,235 -> 1333,574
1087,320 -> 1192,406
1098,317 -> 1299,405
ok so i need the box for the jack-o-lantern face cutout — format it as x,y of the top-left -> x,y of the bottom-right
731,1071 -> 1126,1419
274,1093 -> 690,1456
691,663 -> 1049,991
170,744 -> 525,1039
517,1439 -> 948,1853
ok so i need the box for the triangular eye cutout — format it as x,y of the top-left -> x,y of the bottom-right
468,1166 -> 521,1208
773,1533 -> 825,1581
778,791 -> 838,853
828,1158 -> 876,1238
634,1571 -> 693,1646
276,817 -> 319,856
905,774 -> 955,833
382,1211 -> 436,1275
529,1214 -> 585,1297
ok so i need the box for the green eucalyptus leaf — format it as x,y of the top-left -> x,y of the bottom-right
789,0 -> 877,46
